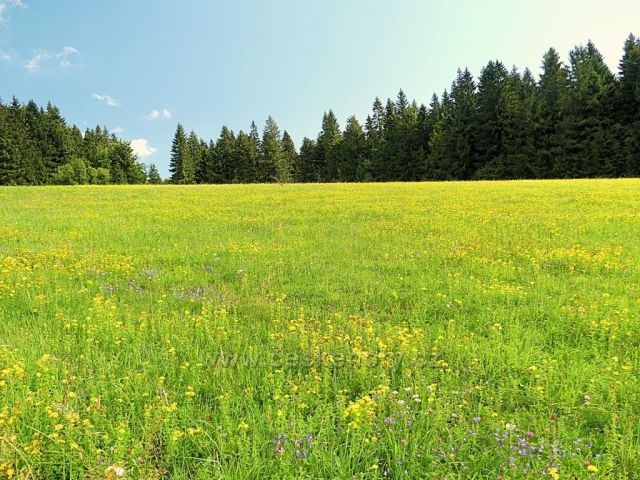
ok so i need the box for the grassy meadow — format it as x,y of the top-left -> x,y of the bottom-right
0,180 -> 639,479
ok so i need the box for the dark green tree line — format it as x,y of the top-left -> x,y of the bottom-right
175,36 -> 639,184
0,98 -> 151,185
4,35 -> 640,186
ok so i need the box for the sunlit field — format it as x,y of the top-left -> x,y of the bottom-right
0,180 -> 639,479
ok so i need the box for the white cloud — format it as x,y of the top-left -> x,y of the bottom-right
24,52 -> 46,71
146,108 -> 171,120
130,138 -> 156,158
111,126 -> 124,134
25,46 -> 80,72
0,49 -> 10,61
92,93 -> 121,107
57,46 -> 79,68
0,0 -> 26,25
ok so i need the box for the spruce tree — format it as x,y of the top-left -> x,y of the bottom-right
617,34 -> 640,175
169,124 -> 189,184
495,69 -> 530,178
187,131 -> 204,183
197,140 -> 218,184
421,94 -> 443,179
365,98 -> 386,181
474,61 -> 508,174
339,116 -> 368,181
259,116 -> 281,183
535,48 -> 569,178
146,163 -> 163,184
560,41 -> 617,177
42,103 -> 72,180
440,69 -> 477,179
234,130 -> 257,183
215,126 -> 236,183
279,131 -> 296,183
398,96 -> 421,181
1,98 -> 36,184
297,137 -> 317,182
426,90 -> 455,179
619,34 -> 640,120
316,111 -> 342,181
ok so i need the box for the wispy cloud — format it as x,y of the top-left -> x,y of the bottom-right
0,49 -> 10,61
146,109 -> 171,120
111,126 -> 125,134
130,138 -> 156,158
0,0 -> 26,25
25,46 -> 81,72
25,52 -> 47,71
92,93 -> 121,107
57,46 -> 79,68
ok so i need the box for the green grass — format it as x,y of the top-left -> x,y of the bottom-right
0,180 -> 639,479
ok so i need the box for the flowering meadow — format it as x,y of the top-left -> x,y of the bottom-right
0,180 -> 638,479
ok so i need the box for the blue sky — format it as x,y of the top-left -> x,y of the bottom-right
1,0 -> 639,177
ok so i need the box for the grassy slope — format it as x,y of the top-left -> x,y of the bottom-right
0,180 -> 638,479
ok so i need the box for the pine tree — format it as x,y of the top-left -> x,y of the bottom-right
146,163 -> 163,184
296,137 -> 317,182
474,61 -> 508,174
111,141 -> 146,184
234,131 -> 257,183
42,103 -> 72,180
1,98 -> 35,184
0,99 -> 19,184
475,66 -> 535,179
494,69 -> 529,178
338,115 -> 368,181
365,98 -> 386,181
83,126 -> 111,172
383,95 -> 399,180
187,131 -> 205,183
380,92 -> 421,181
279,131 -> 296,183
617,34 -> 640,175
560,41 -> 617,177
316,111 -> 342,181
249,121 -> 261,151
169,124 -> 190,184
619,35 -> 640,118
197,140 -> 218,184
535,48 -> 569,178
259,116 -> 281,183
396,94 -> 421,181
516,68 -> 538,176
421,94 -> 442,179
246,121 -> 262,182
23,100 -> 47,183
433,69 -> 477,179
370,99 -> 398,180
215,126 -> 236,183
426,90 -> 455,179
395,89 -> 409,115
